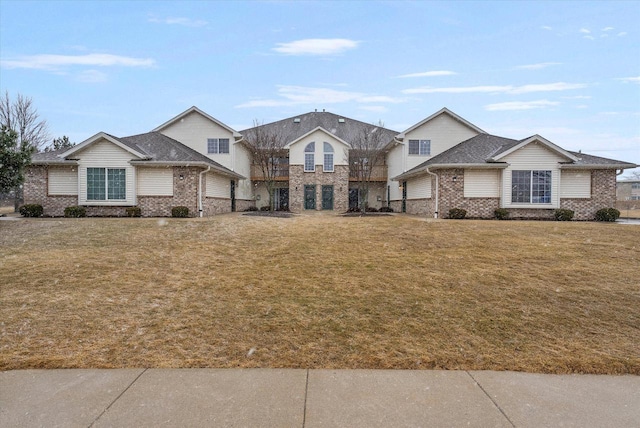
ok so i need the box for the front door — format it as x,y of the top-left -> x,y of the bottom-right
230,180 -> 236,212
322,185 -> 333,210
402,181 -> 407,213
276,188 -> 289,210
349,188 -> 358,210
304,185 -> 316,210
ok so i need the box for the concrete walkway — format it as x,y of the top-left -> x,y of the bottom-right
1,369 -> 638,427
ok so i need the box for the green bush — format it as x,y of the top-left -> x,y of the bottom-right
19,204 -> 43,217
171,206 -> 189,218
494,208 -> 509,220
125,206 -> 141,217
244,206 -> 258,212
448,208 -> 467,219
594,207 -> 620,222
379,206 -> 394,213
64,206 -> 86,218
554,208 -> 574,221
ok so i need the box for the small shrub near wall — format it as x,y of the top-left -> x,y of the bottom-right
366,207 -> 379,212
554,208 -> 575,221
244,206 -> 258,212
379,206 -> 394,213
594,207 -> 620,222
448,208 -> 467,219
125,206 -> 142,217
19,204 -> 43,217
494,208 -> 509,220
171,206 -> 189,218
64,206 -> 86,218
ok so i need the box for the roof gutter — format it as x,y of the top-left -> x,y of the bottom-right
198,165 -> 211,218
425,167 -> 439,219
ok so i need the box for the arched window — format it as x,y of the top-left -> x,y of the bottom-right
304,142 -> 315,172
323,142 -> 334,172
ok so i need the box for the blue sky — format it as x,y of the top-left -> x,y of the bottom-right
1,0 -> 638,175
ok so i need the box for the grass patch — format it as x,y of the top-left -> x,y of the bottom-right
1,215 -> 638,374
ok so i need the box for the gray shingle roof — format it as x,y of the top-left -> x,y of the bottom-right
240,111 -> 399,148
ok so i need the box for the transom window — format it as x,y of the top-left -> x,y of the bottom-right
323,142 -> 334,172
304,142 -> 315,172
408,139 -> 431,156
87,168 -> 126,200
511,170 -> 551,204
207,138 -> 230,154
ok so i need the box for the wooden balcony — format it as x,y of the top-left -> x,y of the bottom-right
251,164 -> 290,181
349,165 -> 388,182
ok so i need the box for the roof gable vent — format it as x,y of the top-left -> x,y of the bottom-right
338,118 -> 345,123
293,118 -> 301,123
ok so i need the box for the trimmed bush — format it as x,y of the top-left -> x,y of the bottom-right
125,206 -> 141,217
171,206 -> 189,218
554,208 -> 574,221
494,208 -> 509,220
379,206 -> 394,213
64,206 -> 86,218
244,206 -> 258,212
448,208 -> 467,219
260,205 -> 271,211
594,207 -> 620,222
365,206 -> 379,212
19,204 -> 43,218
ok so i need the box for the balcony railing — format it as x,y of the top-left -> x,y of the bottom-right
251,164 -> 290,181
349,165 -> 388,182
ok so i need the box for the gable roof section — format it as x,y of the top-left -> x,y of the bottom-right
397,107 -> 485,139
240,111 -> 398,149
561,151 -> 637,169
490,134 -> 578,162
283,126 -> 352,149
152,106 -> 241,137
60,132 -> 148,159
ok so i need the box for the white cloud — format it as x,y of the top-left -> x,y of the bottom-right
76,69 -> 108,83
396,70 -> 457,78
618,32 -> 628,37
1,53 -> 155,70
583,35 -> 595,40
602,27 -> 614,32
514,62 -> 561,70
541,26 -> 553,31
272,39 -> 359,56
236,85 -> 405,108
402,82 -> 586,95
617,77 -> 640,84
562,95 -> 592,100
359,106 -> 388,112
149,16 -> 208,27
580,28 -> 591,34
484,100 -> 560,111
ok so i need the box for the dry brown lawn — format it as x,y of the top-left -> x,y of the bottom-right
1,214 -> 638,374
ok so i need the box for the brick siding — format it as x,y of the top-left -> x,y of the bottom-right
289,164 -> 349,212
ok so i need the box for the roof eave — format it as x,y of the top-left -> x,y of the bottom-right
560,163 -> 638,170
129,160 -> 245,179
392,162 -> 507,181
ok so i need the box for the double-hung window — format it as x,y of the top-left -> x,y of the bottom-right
408,139 -> 430,156
87,167 -> 126,201
304,142 -> 315,172
511,170 -> 551,204
323,142 -> 334,172
207,138 -> 230,154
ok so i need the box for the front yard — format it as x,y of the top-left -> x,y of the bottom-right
1,214 -> 638,374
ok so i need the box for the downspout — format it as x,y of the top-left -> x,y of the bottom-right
198,165 -> 211,218
616,169 -> 624,176
425,167 -> 439,218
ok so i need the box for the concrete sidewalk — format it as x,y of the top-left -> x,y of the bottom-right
1,369 -> 638,427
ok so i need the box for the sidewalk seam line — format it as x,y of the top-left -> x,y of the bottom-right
302,369 -> 310,428
88,368 -> 148,428
466,371 -> 516,428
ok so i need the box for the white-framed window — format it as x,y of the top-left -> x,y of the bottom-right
511,170 -> 551,204
408,139 -> 430,156
632,183 -> 640,189
207,138 -> 230,154
323,142 -> 334,172
304,142 -> 315,172
87,167 -> 126,201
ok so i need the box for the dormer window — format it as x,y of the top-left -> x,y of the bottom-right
409,139 -> 430,156
304,142 -> 315,172
207,138 -> 230,154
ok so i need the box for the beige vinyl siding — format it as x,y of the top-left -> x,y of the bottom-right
406,175 -> 431,199
233,143 -> 253,200
386,144 -> 404,201
560,171 -> 591,198
464,170 -> 500,198
206,173 -> 230,198
157,111 -> 235,169
288,130 -> 348,166
76,139 -> 137,206
403,113 -> 480,171
137,167 -> 173,196
48,166 -> 78,195
501,142 -> 565,209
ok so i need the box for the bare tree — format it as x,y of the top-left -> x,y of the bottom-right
243,120 -> 288,211
0,91 -> 50,210
348,121 -> 389,213
0,91 -> 50,151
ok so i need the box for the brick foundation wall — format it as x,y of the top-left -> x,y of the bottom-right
289,165 -> 349,212
23,165 -> 78,216
389,200 -> 402,213
235,199 -> 255,212
203,197 -> 231,216
560,169 -> 617,220
405,198 -> 435,216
